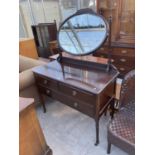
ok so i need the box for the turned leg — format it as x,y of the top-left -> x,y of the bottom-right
44,145 -> 53,155
95,119 -> 99,146
39,94 -> 46,113
110,111 -> 114,119
104,104 -> 111,116
110,99 -> 116,119
110,99 -> 119,119
107,142 -> 111,154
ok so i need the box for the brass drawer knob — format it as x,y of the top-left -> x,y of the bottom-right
120,67 -> 125,71
121,50 -> 127,54
46,90 -> 50,94
72,90 -> 77,96
120,58 -> 126,62
43,80 -> 48,84
74,102 -> 78,107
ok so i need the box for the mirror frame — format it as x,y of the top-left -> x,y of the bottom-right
57,8 -> 109,56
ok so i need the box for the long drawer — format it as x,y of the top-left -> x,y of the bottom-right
58,83 -> 96,105
52,90 -> 95,118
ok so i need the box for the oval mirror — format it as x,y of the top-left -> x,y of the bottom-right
58,9 -> 109,56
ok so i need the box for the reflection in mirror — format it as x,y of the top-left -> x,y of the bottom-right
58,13 -> 108,55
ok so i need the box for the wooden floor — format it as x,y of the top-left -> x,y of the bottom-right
36,99 -> 127,155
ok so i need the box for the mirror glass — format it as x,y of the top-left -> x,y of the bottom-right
58,12 -> 108,55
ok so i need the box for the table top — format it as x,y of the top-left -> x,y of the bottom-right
33,59 -> 119,94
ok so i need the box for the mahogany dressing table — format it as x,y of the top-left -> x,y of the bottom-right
33,9 -> 119,145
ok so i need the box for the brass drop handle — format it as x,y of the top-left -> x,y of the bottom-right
74,102 -> 78,107
120,58 -> 126,62
44,80 -> 48,84
121,50 -> 127,54
72,90 -> 77,96
46,90 -> 50,95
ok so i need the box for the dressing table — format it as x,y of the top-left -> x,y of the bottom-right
33,9 -> 119,145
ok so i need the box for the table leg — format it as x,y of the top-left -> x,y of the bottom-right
95,119 -> 99,145
39,94 -> 46,113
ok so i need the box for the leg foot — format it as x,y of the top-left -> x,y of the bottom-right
94,140 -> 99,146
95,119 -> 99,146
104,108 -> 107,116
43,103 -> 46,113
107,142 -> 111,154
110,111 -> 114,119
39,94 -> 46,113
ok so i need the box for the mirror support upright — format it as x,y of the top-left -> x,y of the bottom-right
107,16 -> 112,72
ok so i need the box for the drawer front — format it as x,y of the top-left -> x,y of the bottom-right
52,91 -> 95,117
115,64 -> 134,77
93,53 -> 135,67
95,47 -> 135,58
35,75 -> 57,90
112,48 -> 135,57
38,85 -> 53,97
111,55 -> 135,67
58,83 -> 96,105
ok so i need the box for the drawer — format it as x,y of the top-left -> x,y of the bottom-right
38,85 -> 53,97
112,48 -> 135,57
52,91 -> 95,117
95,47 -> 135,58
115,64 -> 134,77
58,83 -> 96,105
111,55 -> 135,67
35,75 -> 57,90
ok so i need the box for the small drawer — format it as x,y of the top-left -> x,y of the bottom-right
58,83 -> 96,105
35,75 -> 57,90
38,86 -> 52,97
